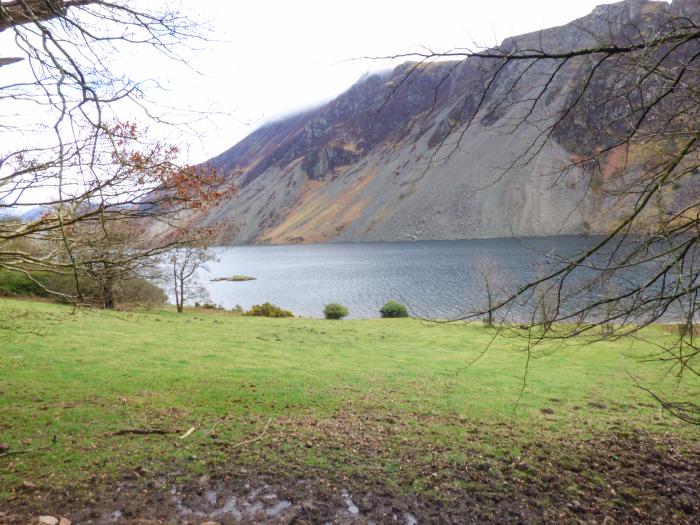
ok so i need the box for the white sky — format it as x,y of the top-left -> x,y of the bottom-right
3,0 -> 664,166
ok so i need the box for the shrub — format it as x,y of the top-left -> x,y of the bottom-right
0,269 -> 47,297
0,269 -> 166,308
244,302 -> 294,318
39,273 -> 166,308
380,300 -> 408,318
231,304 -> 244,315
201,302 -> 224,310
324,303 -> 348,320
118,278 -> 168,309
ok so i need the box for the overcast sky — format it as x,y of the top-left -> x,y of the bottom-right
3,0 -> 661,166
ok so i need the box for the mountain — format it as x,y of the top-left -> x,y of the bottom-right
0,206 -> 49,222
195,0 -> 698,245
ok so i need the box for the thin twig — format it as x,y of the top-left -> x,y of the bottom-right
0,436 -> 56,458
180,426 -> 196,439
230,418 -> 272,450
0,444 -> 53,458
204,420 -> 221,437
113,428 -> 179,436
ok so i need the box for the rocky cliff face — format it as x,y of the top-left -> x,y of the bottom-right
197,0 -> 696,245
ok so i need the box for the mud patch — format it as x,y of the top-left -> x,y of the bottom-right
4,423 -> 700,524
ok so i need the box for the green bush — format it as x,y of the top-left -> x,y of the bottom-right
230,304 -> 244,315
323,303 -> 348,320
201,302 -> 224,310
0,269 -> 47,297
118,278 -> 167,308
0,269 -> 166,308
244,302 -> 294,318
39,273 -> 166,308
380,300 -> 409,318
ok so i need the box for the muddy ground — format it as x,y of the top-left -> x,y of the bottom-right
3,432 -> 699,524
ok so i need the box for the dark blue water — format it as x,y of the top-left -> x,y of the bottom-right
202,236 -> 601,319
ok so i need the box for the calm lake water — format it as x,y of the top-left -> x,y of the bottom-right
202,236 -> 602,319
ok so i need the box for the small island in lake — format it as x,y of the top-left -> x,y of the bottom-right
210,275 -> 256,282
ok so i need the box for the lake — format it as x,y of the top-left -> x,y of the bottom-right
202,236 -> 603,319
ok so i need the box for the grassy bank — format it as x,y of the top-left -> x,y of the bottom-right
1,299 -> 699,523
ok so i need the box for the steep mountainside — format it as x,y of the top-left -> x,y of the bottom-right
197,0 -> 698,244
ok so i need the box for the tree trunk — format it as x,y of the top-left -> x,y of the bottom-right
485,290 -> 494,327
178,270 -> 185,312
102,268 -> 116,309
173,261 -> 183,313
104,285 -> 115,309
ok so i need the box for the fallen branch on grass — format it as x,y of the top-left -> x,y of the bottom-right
180,427 -> 196,439
0,436 -> 57,458
0,444 -> 54,458
113,428 -> 179,436
230,418 -> 272,450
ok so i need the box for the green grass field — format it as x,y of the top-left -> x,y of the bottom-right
1,299 -> 699,522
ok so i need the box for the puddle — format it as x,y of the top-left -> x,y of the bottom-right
86,479 -> 420,524
180,482 -> 296,522
204,490 -> 217,506
266,500 -> 292,516
342,489 -> 360,515
212,496 -> 242,520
